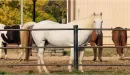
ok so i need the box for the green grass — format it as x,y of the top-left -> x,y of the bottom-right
2,48 -> 130,75
63,48 -> 130,57
1,71 -> 130,75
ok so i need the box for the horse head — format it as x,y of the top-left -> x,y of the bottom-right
93,12 -> 103,35
0,24 -> 7,36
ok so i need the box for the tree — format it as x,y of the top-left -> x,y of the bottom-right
24,0 -> 57,23
0,0 -> 56,25
43,0 -> 67,23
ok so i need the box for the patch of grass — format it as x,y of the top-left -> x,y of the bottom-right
63,50 -> 70,56
63,48 -> 130,57
54,71 -> 130,75
1,70 -> 130,75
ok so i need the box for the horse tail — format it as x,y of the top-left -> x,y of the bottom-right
1,34 -> 10,43
125,29 -> 127,44
118,29 -> 122,46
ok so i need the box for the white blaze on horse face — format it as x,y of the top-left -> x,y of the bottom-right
94,14 -> 103,35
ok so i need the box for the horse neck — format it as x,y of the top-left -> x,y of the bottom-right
69,15 -> 94,28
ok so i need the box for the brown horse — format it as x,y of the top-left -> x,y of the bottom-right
19,22 -> 36,60
0,22 -> 36,60
112,27 -> 127,59
89,30 -> 103,61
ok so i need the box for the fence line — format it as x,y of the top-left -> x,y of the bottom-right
1,46 -> 130,49
0,64 -> 130,67
1,26 -> 130,72
0,28 -> 129,31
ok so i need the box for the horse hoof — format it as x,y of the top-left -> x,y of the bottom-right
38,70 -> 42,74
93,59 -> 96,61
29,53 -> 32,56
0,57 -> 4,59
99,59 -> 102,62
118,57 -> 123,60
45,71 -> 50,74
4,55 -> 8,59
80,70 -> 84,72
18,58 -> 25,61
68,69 -> 72,72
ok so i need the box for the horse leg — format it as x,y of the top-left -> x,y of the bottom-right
121,41 -> 127,59
98,47 -> 102,62
97,43 -> 103,62
121,48 -> 124,59
3,43 -> 7,59
90,42 -> 97,61
37,41 -> 49,73
29,49 -> 32,56
28,33 -> 33,56
0,41 -> 3,59
17,44 -> 26,60
97,34 -> 103,62
68,45 -> 74,72
78,48 -> 85,72
18,48 -> 26,60
115,43 -> 122,59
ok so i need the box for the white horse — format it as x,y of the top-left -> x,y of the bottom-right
31,12 -> 103,73
0,22 -> 36,60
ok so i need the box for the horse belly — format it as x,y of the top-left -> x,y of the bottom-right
78,30 -> 93,45
47,31 -> 73,46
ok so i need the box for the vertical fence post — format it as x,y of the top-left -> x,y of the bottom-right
73,25 -> 78,71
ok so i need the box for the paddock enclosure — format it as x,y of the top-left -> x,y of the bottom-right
1,0 -> 130,74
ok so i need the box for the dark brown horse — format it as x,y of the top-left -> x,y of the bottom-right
89,30 -> 103,61
112,27 -> 127,59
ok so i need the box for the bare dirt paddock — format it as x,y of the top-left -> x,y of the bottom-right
1,49 -> 130,74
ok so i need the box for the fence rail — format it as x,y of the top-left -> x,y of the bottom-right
0,28 -> 129,31
1,46 -> 130,49
0,64 -> 130,67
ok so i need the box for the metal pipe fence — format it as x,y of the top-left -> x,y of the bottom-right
0,26 -> 130,72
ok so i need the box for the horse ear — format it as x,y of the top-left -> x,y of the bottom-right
100,12 -> 102,16
93,12 -> 96,16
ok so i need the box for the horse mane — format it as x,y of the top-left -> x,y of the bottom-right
68,14 -> 95,28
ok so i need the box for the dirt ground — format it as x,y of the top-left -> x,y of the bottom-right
1,49 -> 130,74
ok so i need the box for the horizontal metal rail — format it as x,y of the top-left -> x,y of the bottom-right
1,46 -> 130,49
0,64 -> 72,66
78,46 -> 130,48
0,28 -> 129,31
0,28 -> 73,31
79,64 -> 130,66
104,36 -> 130,38
0,64 -> 130,66
78,28 -> 129,30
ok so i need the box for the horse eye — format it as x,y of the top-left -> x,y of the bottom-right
94,21 -> 95,23
101,21 -> 103,23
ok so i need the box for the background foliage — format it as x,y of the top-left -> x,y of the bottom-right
0,0 -> 66,25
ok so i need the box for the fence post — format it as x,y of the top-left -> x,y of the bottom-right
73,25 -> 78,71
